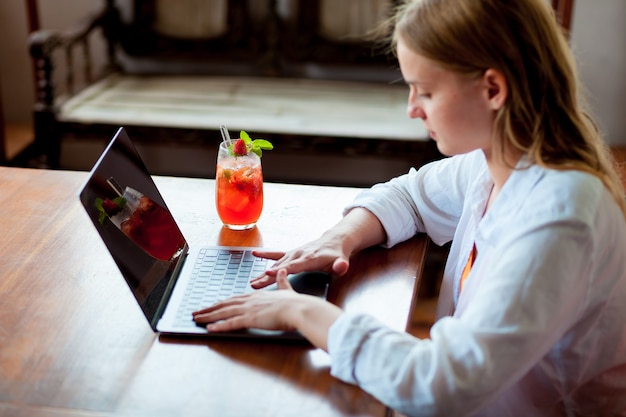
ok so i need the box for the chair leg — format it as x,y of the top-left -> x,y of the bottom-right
32,107 -> 60,168
0,89 -> 5,164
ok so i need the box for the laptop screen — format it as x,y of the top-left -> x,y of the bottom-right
79,128 -> 188,327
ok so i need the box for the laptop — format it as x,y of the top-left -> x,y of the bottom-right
78,127 -> 330,340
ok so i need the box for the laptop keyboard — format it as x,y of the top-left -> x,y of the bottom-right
174,248 -> 270,328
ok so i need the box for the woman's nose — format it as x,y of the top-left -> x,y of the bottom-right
407,102 -> 426,120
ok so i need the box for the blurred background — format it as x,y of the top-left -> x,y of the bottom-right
1,0 -> 625,165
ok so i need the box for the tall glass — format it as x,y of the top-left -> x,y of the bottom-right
106,186 -> 185,261
215,141 -> 264,230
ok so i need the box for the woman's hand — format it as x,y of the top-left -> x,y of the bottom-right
250,236 -> 350,289
193,269 -> 301,332
250,208 -> 387,289
193,268 -> 344,350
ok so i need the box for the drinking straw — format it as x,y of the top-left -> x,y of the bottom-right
107,177 -> 124,197
220,125 -> 232,146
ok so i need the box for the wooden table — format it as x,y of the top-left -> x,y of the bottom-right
0,167 -> 428,417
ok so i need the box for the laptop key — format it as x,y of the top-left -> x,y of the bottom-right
173,248 -> 268,328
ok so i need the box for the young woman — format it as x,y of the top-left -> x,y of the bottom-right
194,0 -> 626,415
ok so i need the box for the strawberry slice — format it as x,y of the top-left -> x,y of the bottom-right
101,198 -> 121,215
233,139 -> 247,156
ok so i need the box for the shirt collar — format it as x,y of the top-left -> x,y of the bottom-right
476,158 -> 544,243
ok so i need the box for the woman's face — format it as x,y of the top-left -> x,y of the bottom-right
396,38 -> 500,157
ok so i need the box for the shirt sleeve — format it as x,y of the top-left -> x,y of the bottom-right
329,311 -> 505,416
343,151 -> 486,247
328,313 -> 440,414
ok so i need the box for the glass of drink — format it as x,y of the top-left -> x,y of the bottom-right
101,185 -> 186,261
95,178 -> 185,261
118,188 -> 186,260
215,140 -> 264,230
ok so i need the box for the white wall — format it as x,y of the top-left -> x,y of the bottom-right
1,0 -> 625,144
570,0 -> 626,144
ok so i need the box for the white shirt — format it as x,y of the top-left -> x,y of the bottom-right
328,150 -> 626,417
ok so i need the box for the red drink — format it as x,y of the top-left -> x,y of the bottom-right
97,184 -> 185,261
215,142 -> 264,229
120,195 -> 186,261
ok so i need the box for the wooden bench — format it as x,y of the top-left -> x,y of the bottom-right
27,0 -> 441,186
60,75 -> 420,143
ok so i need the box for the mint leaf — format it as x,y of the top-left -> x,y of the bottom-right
95,198 -> 107,224
226,130 -> 273,158
113,196 -> 126,208
240,131 -> 273,158
251,139 -> 273,157
95,196 -> 126,224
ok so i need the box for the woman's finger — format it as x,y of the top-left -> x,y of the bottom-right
192,294 -> 247,316
276,268 -> 293,291
250,274 -> 277,289
193,302 -> 246,324
332,257 -> 350,276
206,316 -> 247,332
252,250 -> 285,261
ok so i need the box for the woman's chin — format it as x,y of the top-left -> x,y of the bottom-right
434,140 -> 477,157
434,141 -> 454,157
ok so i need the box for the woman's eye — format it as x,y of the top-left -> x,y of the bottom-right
408,84 -> 431,99
413,87 -> 430,99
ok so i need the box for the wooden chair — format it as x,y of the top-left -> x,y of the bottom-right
276,0 -> 401,80
0,105 -> 5,165
552,0 -> 575,34
0,77 -> 6,164
28,0 -> 272,167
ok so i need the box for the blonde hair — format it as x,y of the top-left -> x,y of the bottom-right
389,0 -> 626,217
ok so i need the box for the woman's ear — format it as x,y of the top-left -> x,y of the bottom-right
483,68 -> 508,110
